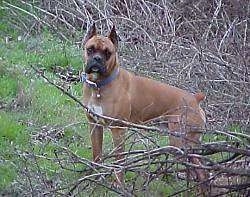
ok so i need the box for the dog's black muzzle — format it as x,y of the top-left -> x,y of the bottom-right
85,55 -> 106,74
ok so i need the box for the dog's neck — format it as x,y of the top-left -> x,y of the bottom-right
81,67 -> 119,89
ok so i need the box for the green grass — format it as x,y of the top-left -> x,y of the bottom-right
29,78 -> 80,124
0,111 -> 28,190
0,21 -> 89,193
0,163 -> 16,191
0,75 -> 18,102
0,112 -> 28,143
0,32 -> 83,70
0,31 -> 90,193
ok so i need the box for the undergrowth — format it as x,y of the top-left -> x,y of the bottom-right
0,31 -> 90,194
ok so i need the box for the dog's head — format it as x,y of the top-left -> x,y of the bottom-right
83,23 -> 118,81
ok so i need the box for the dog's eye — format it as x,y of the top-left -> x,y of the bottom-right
105,49 -> 111,60
87,47 -> 94,55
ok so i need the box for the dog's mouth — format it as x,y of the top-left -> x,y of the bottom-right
85,59 -> 106,75
85,59 -> 107,81
91,67 -> 99,72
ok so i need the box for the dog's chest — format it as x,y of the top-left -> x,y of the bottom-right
86,91 -> 103,116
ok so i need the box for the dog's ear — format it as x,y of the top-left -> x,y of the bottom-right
108,25 -> 118,49
84,23 -> 97,44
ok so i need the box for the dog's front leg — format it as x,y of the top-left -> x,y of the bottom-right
111,128 -> 126,185
89,123 -> 104,162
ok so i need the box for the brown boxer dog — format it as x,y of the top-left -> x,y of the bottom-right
82,24 -> 208,192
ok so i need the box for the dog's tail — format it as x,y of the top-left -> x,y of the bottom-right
194,92 -> 205,103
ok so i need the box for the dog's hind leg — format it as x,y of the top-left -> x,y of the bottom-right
168,115 -> 210,196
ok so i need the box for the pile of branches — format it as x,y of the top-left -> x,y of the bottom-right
10,66 -> 248,196
1,0 -> 249,196
15,131 -> 250,196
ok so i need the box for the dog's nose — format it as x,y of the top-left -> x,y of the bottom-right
93,55 -> 102,62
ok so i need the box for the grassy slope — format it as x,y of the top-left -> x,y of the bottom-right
0,32 -> 91,192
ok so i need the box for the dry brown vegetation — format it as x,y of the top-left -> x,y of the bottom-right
1,0 -> 249,196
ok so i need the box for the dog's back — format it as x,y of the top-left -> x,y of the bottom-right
121,68 -> 205,126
